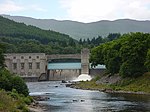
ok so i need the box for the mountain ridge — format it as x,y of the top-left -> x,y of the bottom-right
2,14 -> 150,40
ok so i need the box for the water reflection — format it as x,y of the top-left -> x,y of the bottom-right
27,81 -> 150,112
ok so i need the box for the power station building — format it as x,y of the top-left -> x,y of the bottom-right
5,53 -> 47,77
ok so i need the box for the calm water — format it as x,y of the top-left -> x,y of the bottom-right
27,81 -> 150,112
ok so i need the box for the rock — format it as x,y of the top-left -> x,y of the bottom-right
66,83 -> 75,87
81,100 -> 85,102
32,96 -> 50,101
96,74 -> 121,85
73,99 -> 78,102
62,80 -> 67,83
105,89 -> 114,93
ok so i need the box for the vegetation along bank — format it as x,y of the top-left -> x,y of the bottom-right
72,32 -> 150,94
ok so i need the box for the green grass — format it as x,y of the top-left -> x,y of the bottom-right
119,72 -> 150,93
0,90 -> 33,112
0,90 -> 16,112
75,72 -> 150,93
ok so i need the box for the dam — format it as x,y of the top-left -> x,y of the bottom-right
5,48 -> 105,81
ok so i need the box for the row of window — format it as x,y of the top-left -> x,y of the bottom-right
13,56 -> 40,59
13,62 -> 40,70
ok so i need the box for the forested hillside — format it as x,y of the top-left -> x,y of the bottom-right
0,16 -> 80,54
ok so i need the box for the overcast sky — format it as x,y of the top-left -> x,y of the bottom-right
0,0 -> 150,23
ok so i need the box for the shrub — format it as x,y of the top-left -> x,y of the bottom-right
0,69 -> 29,96
0,90 -> 17,112
119,61 -> 146,77
12,76 -> 29,96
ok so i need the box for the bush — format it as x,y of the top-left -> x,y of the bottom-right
0,69 -> 13,91
12,76 -> 29,96
119,61 -> 146,77
0,69 -> 29,96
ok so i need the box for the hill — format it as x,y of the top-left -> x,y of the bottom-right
0,16 -> 79,54
2,15 -> 150,40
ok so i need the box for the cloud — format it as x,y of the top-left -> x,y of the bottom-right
29,5 -> 47,12
0,0 -> 47,14
0,0 -> 24,13
60,0 -> 150,22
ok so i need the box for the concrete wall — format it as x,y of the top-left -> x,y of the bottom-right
5,53 -> 47,77
22,77 -> 39,82
81,48 -> 90,74
48,69 -> 81,81
46,68 -> 106,81
90,69 -> 106,78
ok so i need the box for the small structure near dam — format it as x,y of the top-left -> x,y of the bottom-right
5,48 -> 106,81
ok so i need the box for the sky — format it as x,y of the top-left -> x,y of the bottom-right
0,0 -> 150,23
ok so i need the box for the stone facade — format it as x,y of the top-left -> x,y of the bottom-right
5,53 -> 47,77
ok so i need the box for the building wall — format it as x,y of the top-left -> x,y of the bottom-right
5,53 -> 47,77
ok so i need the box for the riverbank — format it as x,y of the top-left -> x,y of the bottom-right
69,72 -> 150,95
28,95 -> 51,112
28,101 -> 49,112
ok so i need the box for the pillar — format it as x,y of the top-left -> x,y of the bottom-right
81,48 -> 90,75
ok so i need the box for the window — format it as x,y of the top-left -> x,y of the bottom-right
29,56 -> 31,59
21,56 -> 24,59
21,63 -> 24,69
29,62 -> 32,69
13,57 -> 16,59
13,63 -> 17,69
36,62 -> 40,69
37,56 -> 39,59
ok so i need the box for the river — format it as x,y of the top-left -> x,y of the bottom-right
27,81 -> 150,112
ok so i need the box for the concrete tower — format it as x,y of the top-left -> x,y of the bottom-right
81,48 -> 90,75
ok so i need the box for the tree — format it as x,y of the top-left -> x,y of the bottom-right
90,44 -> 105,68
79,38 -> 82,44
145,49 -> 150,71
90,32 -> 150,77
106,33 -> 121,41
12,76 -> 29,96
0,44 -> 5,69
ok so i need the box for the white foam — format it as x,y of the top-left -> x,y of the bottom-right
29,92 -> 54,96
74,74 -> 92,81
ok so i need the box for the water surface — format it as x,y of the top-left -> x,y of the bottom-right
27,81 -> 150,112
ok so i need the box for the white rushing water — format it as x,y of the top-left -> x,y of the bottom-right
73,74 -> 92,81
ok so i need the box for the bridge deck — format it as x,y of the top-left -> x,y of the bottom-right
46,54 -> 81,59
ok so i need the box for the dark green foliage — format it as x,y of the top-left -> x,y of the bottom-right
0,44 -> 5,69
90,45 -> 105,67
11,76 -> 29,96
145,49 -> 150,71
80,33 -> 121,49
90,32 -> 150,77
119,61 -> 146,77
107,33 -> 121,41
0,16 -> 79,54
0,69 -> 29,96
0,69 -> 12,91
